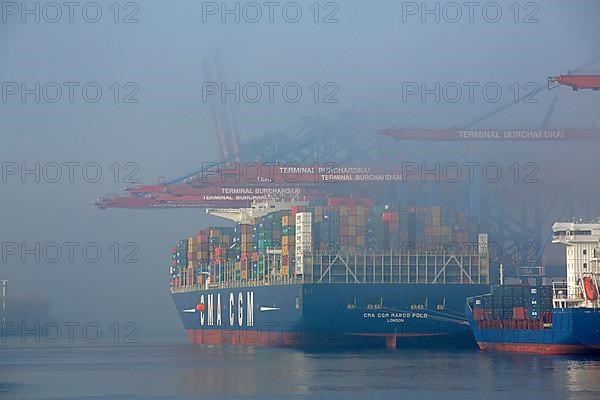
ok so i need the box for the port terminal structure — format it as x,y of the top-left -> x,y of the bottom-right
97,54 -> 600,276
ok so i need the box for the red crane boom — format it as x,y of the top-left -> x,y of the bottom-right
549,72 -> 600,91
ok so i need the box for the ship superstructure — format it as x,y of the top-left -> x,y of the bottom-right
551,221 -> 600,308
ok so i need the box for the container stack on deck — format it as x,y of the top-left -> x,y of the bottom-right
471,285 -> 554,329
295,211 -> 313,276
170,198 -> 481,289
281,213 -> 295,276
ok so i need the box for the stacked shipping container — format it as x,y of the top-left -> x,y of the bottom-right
471,285 -> 554,329
281,213 -> 295,276
295,212 -> 312,276
170,200 -> 482,288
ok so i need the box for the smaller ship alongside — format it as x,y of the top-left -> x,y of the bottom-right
467,220 -> 600,354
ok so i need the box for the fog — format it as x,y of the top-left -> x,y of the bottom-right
1,0 -> 599,341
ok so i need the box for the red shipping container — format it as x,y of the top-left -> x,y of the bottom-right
513,307 -> 526,320
291,206 -> 306,214
473,309 -> 484,321
382,212 -> 399,222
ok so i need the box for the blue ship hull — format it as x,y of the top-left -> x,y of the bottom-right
467,307 -> 600,354
172,283 -> 489,348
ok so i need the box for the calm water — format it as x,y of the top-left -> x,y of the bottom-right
1,343 -> 600,400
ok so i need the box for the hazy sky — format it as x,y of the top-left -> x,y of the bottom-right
1,0 -> 599,340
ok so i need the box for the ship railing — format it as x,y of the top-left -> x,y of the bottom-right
300,250 -> 489,285
552,233 -> 599,243
552,281 -> 582,308
171,247 -> 489,292
171,275 -> 306,293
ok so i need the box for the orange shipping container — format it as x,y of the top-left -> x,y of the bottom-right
513,307 -> 526,320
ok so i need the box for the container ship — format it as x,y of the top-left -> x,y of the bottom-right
171,198 -> 490,348
466,220 -> 600,354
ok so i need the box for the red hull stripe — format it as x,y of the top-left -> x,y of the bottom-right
186,329 -> 446,346
186,329 -> 302,346
477,342 -> 600,355
345,332 -> 446,338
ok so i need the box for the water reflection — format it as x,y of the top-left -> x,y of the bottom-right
1,344 -> 600,400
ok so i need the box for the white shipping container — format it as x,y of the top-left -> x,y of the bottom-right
296,241 -> 311,249
296,224 -> 312,231
296,237 -> 312,246
295,254 -> 305,275
295,212 -> 313,263
296,231 -> 312,239
296,212 -> 312,223
296,243 -> 312,253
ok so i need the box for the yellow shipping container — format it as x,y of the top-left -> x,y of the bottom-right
282,215 -> 289,226
241,270 -> 248,280
281,266 -> 289,276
